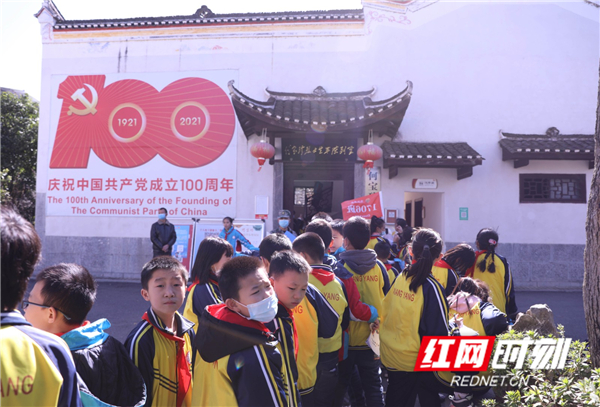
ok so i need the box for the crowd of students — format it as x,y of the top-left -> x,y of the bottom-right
1,206 -> 518,407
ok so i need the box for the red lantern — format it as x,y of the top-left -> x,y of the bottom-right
357,143 -> 383,169
250,141 -> 275,171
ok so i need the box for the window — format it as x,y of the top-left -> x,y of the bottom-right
294,187 -> 314,206
520,174 -> 586,203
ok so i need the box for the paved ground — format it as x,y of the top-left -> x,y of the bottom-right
56,282 -> 587,344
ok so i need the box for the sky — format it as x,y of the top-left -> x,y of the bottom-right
0,0 -> 362,100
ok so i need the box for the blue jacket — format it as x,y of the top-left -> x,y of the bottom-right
0,311 -> 82,407
61,319 -> 146,407
219,227 -> 258,255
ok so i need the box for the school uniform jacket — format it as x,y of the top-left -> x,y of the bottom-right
336,253 -> 390,350
431,259 -> 459,297
125,309 -> 195,407
183,276 -> 221,328
468,251 -> 518,319
365,235 -> 387,251
380,274 -> 450,372
192,304 -> 292,407
383,262 -> 401,286
0,311 -> 82,407
293,284 -> 339,395
219,227 -> 259,255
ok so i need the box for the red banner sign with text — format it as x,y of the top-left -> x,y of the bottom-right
341,192 -> 383,220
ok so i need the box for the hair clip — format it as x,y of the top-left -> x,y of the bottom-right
488,239 -> 497,245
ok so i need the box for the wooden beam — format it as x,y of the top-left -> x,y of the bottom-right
388,165 -> 398,179
457,166 -> 473,180
513,159 -> 529,168
590,160 -> 595,170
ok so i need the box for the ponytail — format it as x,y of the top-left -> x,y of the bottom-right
402,228 -> 443,293
476,228 -> 499,273
370,216 -> 385,234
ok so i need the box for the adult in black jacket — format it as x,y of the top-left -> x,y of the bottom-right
150,207 -> 177,257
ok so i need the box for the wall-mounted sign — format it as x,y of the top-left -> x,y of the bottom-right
412,179 -> 438,189
385,208 -> 398,224
282,137 -> 357,162
366,167 -> 381,195
459,207 -> 469,221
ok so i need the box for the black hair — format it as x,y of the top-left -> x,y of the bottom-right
476,228 -> 499,273
259,233 -> 292,261
223,217 -> 234,223
141,256 -> 188,290
453,277 -> 492,303
36,264 -> 97,325
330,219 -> 345,235
374,240 -> 392,260
343,216 -> 370,250
443,244 -> 476,276
400,226 -> 415,246
395,218 -> 409,228
292,232 -> 325,263
311,212 -> 333,223
219,256 -> 264,301
370,216 -> 385,234
268,250 -> 311,278
159,207 -> 168,214
305,219 -> 333,248
1,206 -> 42,311
191,237 -> 233,285
403,228 -> 443,293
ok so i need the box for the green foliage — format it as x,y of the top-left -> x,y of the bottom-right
481,325 -> 600,406
1,91 -> 39,223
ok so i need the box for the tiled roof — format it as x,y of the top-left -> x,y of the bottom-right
229,81 -> 412,137
381,141 -> 483,180
51,5 -> 364,30
499,131 -> 594,156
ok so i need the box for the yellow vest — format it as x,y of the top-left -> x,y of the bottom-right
472,254 -> 507,314
308,272 -> 347,354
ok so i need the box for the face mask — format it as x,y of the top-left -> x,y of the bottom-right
158,213 -> 166,220
279,219 -> 289,228
236,294 -> 278,323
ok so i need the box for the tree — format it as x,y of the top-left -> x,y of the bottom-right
1,91 -> 39,223
583,60 -> 600,368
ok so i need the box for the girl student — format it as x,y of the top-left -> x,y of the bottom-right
379,228 -> 452,407
437,278 -> 508,407
430,243 -> 476,296
219,216 -> 259,256
365,215 -> 387,251
466,228 -> 518,321
183,236 -> 233,327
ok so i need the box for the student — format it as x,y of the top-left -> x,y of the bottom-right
292,233 -> 350,407
333,216 -> 390,407
192,256 -> 291,407
125,257 -> 195,407
183,236 -> 233,327
431,255 -> 460,297
1,206 -> 82,407
365,215 -> 387,251
305,218 -> 337,267
259,232 -> 293,270
442,243 -> 476,277
329,219 -> 346,259
219,216 -> 259,256
311,211 -> 333,223
26,263 -> 146,407
270,250 -> 339,407
380,228 -> 451,407
438,278 -> 508,407
374,240 -> 400,284
467,229 -> 518,320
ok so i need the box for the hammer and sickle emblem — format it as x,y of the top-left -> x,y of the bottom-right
67,84 -> 98,116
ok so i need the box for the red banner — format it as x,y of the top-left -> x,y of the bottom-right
341,192 -> 383,220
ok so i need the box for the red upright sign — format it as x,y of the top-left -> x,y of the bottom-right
341,192 -> 384,220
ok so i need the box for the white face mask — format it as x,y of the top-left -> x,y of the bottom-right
235,294 -> 278,323
279,219 -> 289,228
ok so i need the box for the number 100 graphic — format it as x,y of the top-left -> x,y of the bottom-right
51,75 -> 236,169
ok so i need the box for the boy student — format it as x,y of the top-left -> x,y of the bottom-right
305,219 -> 337,267
292,232 -> 350,407
259,232 -> 293,269
333,216 -> 390,407
192,256 -> 292,407
374,240 -> 401,285
125,257 -> 195,407
269,250 -> 339,407
330,219 -> 346,259
1,206 -> 82,407
25,263 -> 146,407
